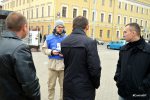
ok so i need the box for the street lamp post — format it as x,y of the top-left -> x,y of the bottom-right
92,0 -> 97,40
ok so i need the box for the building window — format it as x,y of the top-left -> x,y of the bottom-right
107,30 -> 110,38
83,10 -> 87,18
73,8 -> 77,18
93,0 -> 96,4
131,5 -> 133,12
141,8 -> 144,14
102,0 -> 105,6
135,19 -> 138,23
109,0 -> 112,7
62,6 -> 67,17
141,20 -> 143,26
116,31 -> 120,38
108,14 -> 112,23
42,7 -> 44,17
145,21 -> 147,27
92,11 -> 96,21
124,17 -> 127,25
48,6 -> 51,17
7,3 -> 9,9
41,26 -> 44,35
118,16 -> 121,24
136,7 -> 139,13
125,3 -> 127,10
119,2 -> 121,9
20,0 -> 21,5
16,0 -> 18,7
31,9 -> 33,19
84,0 -> 87,2
23,0 -> 25,4
146,9 -> 148,15
101,13 -> 104,23
130,18 -> 133,23
36,8 -> 38,18
23,11 -> 24,15
27,10 -> 28,19
100,30 -> 103,38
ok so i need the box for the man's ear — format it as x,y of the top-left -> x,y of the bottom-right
21,24 -> 26,32
132,31 -> 137,36
85,25 -> 89,30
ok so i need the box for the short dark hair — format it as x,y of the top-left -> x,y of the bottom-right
126,23 -> 141,36
5,12 -> 27,32
73,16 -> 88,30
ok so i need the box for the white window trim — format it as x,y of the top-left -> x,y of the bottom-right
83,8 -> 88,18
72,7 -> 78,18
100,12 -> 105,23
61,4 -> 68,18
108,13 -> 112,23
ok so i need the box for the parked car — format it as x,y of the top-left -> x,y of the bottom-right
145,39 -> 149,43
95,39 -> 105,45
107,40 -> 127,50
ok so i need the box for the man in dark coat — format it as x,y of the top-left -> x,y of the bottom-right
0,12 -> 40,100
114,23 -> 150,100
61,16 -> 101,100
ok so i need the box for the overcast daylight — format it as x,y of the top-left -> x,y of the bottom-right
0,0 -> 150,100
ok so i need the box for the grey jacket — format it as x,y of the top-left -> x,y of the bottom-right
0,31 -> 41,100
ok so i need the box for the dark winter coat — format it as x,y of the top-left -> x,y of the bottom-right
61,28 -> 101,100
114,38 -> 150,100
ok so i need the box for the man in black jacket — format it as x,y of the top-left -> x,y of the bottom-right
0,12 -> 40,100
61,16 -> 101,100
114,23 -> 150,100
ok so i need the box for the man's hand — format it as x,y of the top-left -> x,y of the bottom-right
59,53 -> 63,57
51,50 -> 60,55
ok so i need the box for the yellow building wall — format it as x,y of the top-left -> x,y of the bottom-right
2,0 -> 150,41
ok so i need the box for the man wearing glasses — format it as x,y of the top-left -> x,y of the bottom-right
42,20 -> 67,100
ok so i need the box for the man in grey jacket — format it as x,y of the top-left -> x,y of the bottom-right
0,12 -> 40,100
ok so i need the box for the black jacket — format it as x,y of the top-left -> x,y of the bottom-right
114,38 -> 150,99
61,28 -> 101,100
0,31 -> 40,100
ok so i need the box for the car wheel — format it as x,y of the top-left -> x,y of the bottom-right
107,45 -> 110,49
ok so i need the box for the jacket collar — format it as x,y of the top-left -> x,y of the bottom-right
1,30 -> 20,40
72,28 -> 86,35
121,38 -> 146,51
